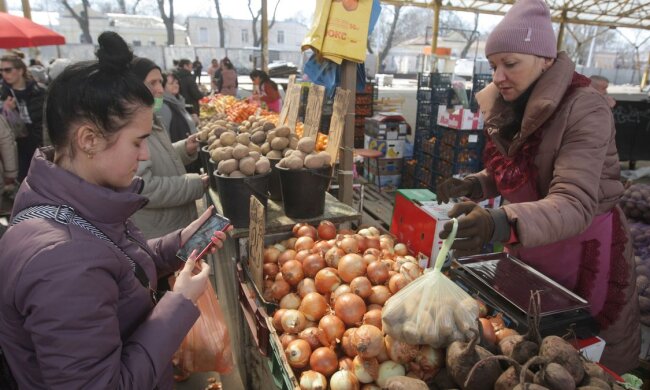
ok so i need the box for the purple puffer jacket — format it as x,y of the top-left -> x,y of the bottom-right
0,149 -> 199,389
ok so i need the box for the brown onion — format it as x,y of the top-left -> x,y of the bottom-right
325,246 -> 346,268
277,249 -> 296,266
275,272 -> 284,282
318,220 -> 337,240
368,285 -> 391,306
330,368 -> 360,389
356,234 -> 368,253
338,253 -> 367,283
281,309 -> 307,334
399,262 -> 421,282
299,326 -> 329,350
385,334 -> 418,364
295,236 -> 315,252
341,327 -> 358,357
362,254 -> 377,267
280,333 -> 298,348
376,336 -> 390,363
362,309 -> 382,330
272,309 -> 287,331
367,303 -> 383,311
285,339 -> 312,368
364,248 -> 381,257
295,249 -> 311,263
331,284 -> 352,305
285,237 -> 298,250
310,347 -> 338,376
300,370 -> 328,390
293,222 -> 308,236
366,236 -> 380,250
350,276 -> 372,298
302,253 -> 326,278
353,355 -> 379,384
314,267 -> 341,294
393,243 -> 408,256
319,314 -> 345,344
339,236 -> 359,254
416,346 -> 444,379
281,260 -> 305,286
297,224 -> 318,239
270,279 -> 290,301
312,240 -> 333,256
297,278 -> 317,298
339,357 -> 354,371
388,273 -> 409,294
366,261 -> 390,285
334,293 -> 366,326
264,247 -> 281,263
299,292 -> 329,322
351,324 -> 383,359
263,263 -> 279,279
280,293 -> 301,310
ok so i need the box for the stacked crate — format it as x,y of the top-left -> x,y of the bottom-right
364,114 -> 409,192
431,127 -> 485,190
354,82 -> 375,148
469,73 -> 493,113
410,72 -> 452,190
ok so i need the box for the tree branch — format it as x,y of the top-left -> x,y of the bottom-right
269,0 -> 281,31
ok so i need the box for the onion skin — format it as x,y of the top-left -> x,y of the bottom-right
350,276 -> 372,299
315,267 -> 342,294
279,293 -> 301,310
303,253 -> 326,278
366,260 -> 390,285
362,309 -> 383,330
270,279 -> 291,301
330,369 -> 360,390
299,292 -> 329,322
297,278 -> 317,298
310,347 -> 339,376
368,285 -> 391,306
263,263 -> 279,279
264,247 -> 281,263
281,309 -> 307,334
334,293 -> 367,326
339,236 -> 359,254
341,327 -> 358,357
280,333 -> 298,349
297,224 -> 318,239
319,314 -> 346,345
273,309 -> 287,331
281,260 -> 305,286
285,339 -> 312,369
295,236 -> 315,252
318,220 -> 337,240
300,370 -> 328,390
299,327 -> 329,350
351,324 -> 383,359
338,254 -> 367,283
388,273 -> 408,294
277,249 -> 297,266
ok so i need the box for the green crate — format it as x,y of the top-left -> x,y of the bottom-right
268,330 -> 300,390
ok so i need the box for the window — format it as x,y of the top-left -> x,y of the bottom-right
133,40 -> 141,47
241,29 -> 249,44
199,27 -> 208,44
149,41 -> 156,46
277,30 -> 284,44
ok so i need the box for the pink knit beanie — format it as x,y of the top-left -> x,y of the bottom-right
485,0 -> 557,59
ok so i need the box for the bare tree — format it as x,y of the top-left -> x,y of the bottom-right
60,0 -> 93,44
247,0 -> 282,47
156,0 -> 175,45
213,0 -> 225,48
378,5 -> 402,72
131,0 -> 142,13
459,13 -> 480,58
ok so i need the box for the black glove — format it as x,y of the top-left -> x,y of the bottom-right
436,177 -> 474,204
439,201 -> 494,251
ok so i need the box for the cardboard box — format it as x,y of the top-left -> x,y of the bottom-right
368,157 -> 403,176
437,105 -> 484,130
367,173 -> 401,192
364,113 -> 410,140
571,336 -> 606,363
364,135 -> 406,158
419,202 -> 456,268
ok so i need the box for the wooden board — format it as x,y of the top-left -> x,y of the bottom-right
248,196 -> 265,291
277,75 -> 296,125
302,84 -> 325,139
325,87 -> 353,167
285,84 -> 303,132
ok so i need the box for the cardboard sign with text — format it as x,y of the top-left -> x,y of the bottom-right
248,196 -> 265,291
303,84 -> 325,139
286,84 -> 303,132
278,75 -> 297,125
325,87 -> 352,166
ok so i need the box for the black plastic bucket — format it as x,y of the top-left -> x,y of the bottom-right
207,159 -> 218,191
215,171 -> 270,228
268,158 -> 283,201
277,165 -> 333,219
199,145 -> 211,174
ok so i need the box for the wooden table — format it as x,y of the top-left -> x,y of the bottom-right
206,189 -> 361,389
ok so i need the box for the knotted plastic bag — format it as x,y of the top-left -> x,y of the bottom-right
382,219 -> 479,348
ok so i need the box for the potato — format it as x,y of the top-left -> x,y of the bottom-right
217,159 -> 238,175
267,150 -> 283,160
198,129 -> 210,142
297,137 -> 316,154
207,135 -> 217,145
231,144 -> 249,160
255,157 -> 271,174
263,122 -> 275,131
289,134 -> 299,150
249,151 -> 261,161
304,153 -> 324,169
213,146 -> 233,162
239,156 -> 256,176
271,137 -> 290,151
229,170 -> 246,178
275,126 -> 291,138
248,143 -> 261,153
283,148 -> 295,157
213,126 -> 227,137
220,131 -> 237,146
248,115 -> 256,122
261,142 -> 271,155
286,155 -> 304,170
266,130 -> 277,143
318,151 -> 332,166
251,131 -> 267,145
236,133 -> 251,146
210,149 -> 220,161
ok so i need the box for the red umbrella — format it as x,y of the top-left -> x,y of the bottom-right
0,12 -> 66,49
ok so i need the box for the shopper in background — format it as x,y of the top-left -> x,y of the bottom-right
437,0 -> 639,374
0,54 -> 45,182
129,57 -> 207,240
0,114 -> 17,213
590,75 -> 616,108
192,56 -> 203,84
47,58 -> 73,82
160,71 -> 198,143
249,69 -> 281,112
207,58 -> 220,93
0,31 -> 228,389
177,58 -> 204,115
218,57 -> 238,97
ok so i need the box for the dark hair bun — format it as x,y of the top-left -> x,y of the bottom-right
96,31 -> 133,74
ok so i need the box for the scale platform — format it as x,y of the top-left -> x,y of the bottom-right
450,252 -> 598,338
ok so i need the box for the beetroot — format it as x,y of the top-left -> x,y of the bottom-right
538,336 -> 584,385
465,355 -> 533,390
446,329 -> 502,390
432,367 -> 457,389
500,292 -> 542,364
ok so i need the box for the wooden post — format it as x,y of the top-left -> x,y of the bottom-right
641,51 -> 650,90
261,0 -> 269,73
303,84 -> 326,139
21,0 -> 32,20
430,0 -> 441,71
338,61 -> 356,206
0,0 -> 7,13
285,84 -> 303,131
557,10 -> 567,51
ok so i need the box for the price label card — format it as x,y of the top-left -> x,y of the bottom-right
248,196 -> 265,291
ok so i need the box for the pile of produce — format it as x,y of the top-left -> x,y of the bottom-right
276,137 -> 332,170
620,183 -> 650,223
258,125 -> 300,160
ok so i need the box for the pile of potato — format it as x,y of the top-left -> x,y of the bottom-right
210,132 -> 271,178
237,116 -> 277,144
620,183 -> 650,224
276,136 -> 332,170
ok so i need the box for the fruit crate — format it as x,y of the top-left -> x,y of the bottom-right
420,153 -> 435,171
470,74 -> 493,112
416,165 -> 434,187
268,327 -> 300,390
433,157 -> 482,177
401,172 -> 417,189
417,88 -> 452,104
417,72 -> 452,89
422,136 -> 437,156
437,144 -> 482,165
439,126 -> 485,148
356,94 -> 373,105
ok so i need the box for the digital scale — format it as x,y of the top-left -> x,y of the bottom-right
450,252 -> 599,338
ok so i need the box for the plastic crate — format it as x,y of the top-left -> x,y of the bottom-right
236,263 -> 272,357
401,173 -> 417,189
439,127 -> 485,148
470,74 -> 493,112
268,330 -> 300,390
437,144 -> 482,165
422,137 -> 437,156
417,88 -> 451,104
433,157 -> 482,177
420,153 -> 435,171
416,166 -> 433,186
418,72 -> 452,89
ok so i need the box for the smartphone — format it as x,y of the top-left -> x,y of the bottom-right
176,212 -> 231,262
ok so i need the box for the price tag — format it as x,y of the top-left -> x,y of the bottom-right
248,196 -> 265,291
325,87 -> 353,166
469,134 -> 479,143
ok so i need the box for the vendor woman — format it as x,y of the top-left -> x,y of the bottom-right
437,0 -> 640,374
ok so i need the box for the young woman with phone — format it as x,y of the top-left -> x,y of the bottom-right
0,32 -> 229,389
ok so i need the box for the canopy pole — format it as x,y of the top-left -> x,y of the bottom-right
641,51 -> 650,89
431,0 -> 441,71
21,0 -> 32,20
261,0 -> 269,72
0,0 -> 7,13
557,9 -> 567,51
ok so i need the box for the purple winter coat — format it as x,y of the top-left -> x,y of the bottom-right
0,149 -> 199,389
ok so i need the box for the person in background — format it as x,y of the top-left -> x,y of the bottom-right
218,57 -> 238,97
249,69 -> 281,112
436,0 -> 639,374
159,71 -> 197,144
590,75 -> 616,108
207,58 -> 220,93
47,58 -> 73,82
129,56 -> 207,240
177,58 -> 204,115
192,56 -> 203,84
0,31 -> 228,389
0,114 -> 17,214
0,54 -> 45,182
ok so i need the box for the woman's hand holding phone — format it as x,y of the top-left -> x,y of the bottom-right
174,250 -> 210,304
178,206 -> 233,262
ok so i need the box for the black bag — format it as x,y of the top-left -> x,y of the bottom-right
0,348 -> 18,390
